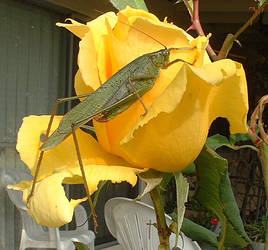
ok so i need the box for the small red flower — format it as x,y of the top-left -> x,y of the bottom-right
210,217 -> 219,225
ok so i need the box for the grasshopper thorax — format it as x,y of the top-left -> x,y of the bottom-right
149,48 -> 170,69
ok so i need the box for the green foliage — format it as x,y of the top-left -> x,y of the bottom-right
174,172 -> 189,235
245,216 -> 268,242
206,134 -> 231,150
229,133 -> 251,144
137,169 -> 163,199
194,145 -> 251,247
257,0 -> 267,8
110,0 -> 148,11
73,241 -> 90,250
159,173 -> 173,192
181,162 -> 196,174
171,214 -> 219,247
207,133 -> 257,152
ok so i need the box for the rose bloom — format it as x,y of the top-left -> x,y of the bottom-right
9,7 -> 248,227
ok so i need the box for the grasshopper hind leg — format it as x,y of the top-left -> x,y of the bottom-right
27,93 -> 92,207
71,124 -> 98,232
27,100 -> 59,206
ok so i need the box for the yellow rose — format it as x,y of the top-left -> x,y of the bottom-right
9,7 -> 248,227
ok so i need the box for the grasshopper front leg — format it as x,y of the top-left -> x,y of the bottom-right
128,74 -> 158,116
128,77 -> 148,116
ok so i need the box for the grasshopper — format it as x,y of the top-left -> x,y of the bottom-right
27,20 -> 196,231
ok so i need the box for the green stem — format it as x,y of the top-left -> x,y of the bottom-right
218,217 -> 227,250
233,2 -> 268,41
218,1 -> 268,59
150,187 -> 171,250
259,144 -> 268,248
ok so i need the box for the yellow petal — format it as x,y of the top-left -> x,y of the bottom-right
190,34 -> 211,67
119,60 -> 248,172
86,12 -> 117,54
201,61 -> 248,134
9,164 -> 138,227
16,115 -> 138,180
56,19 -> 89,39
119,6 -> 160,23
94,16 -> 206,155
77,12 -> 117,92
65,165 -> 138,194
8,172 -> 87,227
74,69 -> 94,98
77,30 -> 101,92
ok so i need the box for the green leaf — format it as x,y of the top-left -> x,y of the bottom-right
174,172 -> 189,242
159,173 -> 173,191
207,134 -> 257,152
137,169 -> 163,199
87,181 -> 107,220
159,164 -> 195,192
194,145 -> 251,247
73,241 -> 90,250
170,214 -> 219,247
181,162 -> 196,175
110,0 -> 148,11
229,133 -> 251,144
206,134 -> 230,150
181,0 -> 193,16
257,0 -> 267,8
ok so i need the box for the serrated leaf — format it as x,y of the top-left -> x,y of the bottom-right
194,145 -> 251,247
110,0 -> 148,11
173,172 -> 189,247
73,241 -> 90,250
206,134 -> 230,150
207,134 -> 255,152
137,169 -> 163,199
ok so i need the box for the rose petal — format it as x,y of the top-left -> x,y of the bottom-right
65,165 -> 138,194
8,162 -> 139,227
119,60 -> 248,172
94,26 -> 209,156
78,12 -> 117,91
16,115 -> 138,180
74,69 -> 94,97
56,19 -> 89,39
8,172 -> 87,227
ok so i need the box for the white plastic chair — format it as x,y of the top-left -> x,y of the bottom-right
104,197 -> 201,250
4,169 -> 95,250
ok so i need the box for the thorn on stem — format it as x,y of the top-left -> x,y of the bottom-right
186,24 -> 196,32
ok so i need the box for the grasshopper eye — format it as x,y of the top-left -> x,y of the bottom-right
163,49 -> 170,57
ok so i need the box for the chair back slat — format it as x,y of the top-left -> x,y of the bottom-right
105,197 -> 201,250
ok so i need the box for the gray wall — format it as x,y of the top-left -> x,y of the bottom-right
0,1 -> 68,249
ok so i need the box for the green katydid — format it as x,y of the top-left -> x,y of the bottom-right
26,21 -> 196,231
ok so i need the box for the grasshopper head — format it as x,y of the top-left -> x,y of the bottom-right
150,49 -> 170,69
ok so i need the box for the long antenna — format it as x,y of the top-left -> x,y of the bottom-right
118,19 -> 167,49
93,9 -> 167,49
